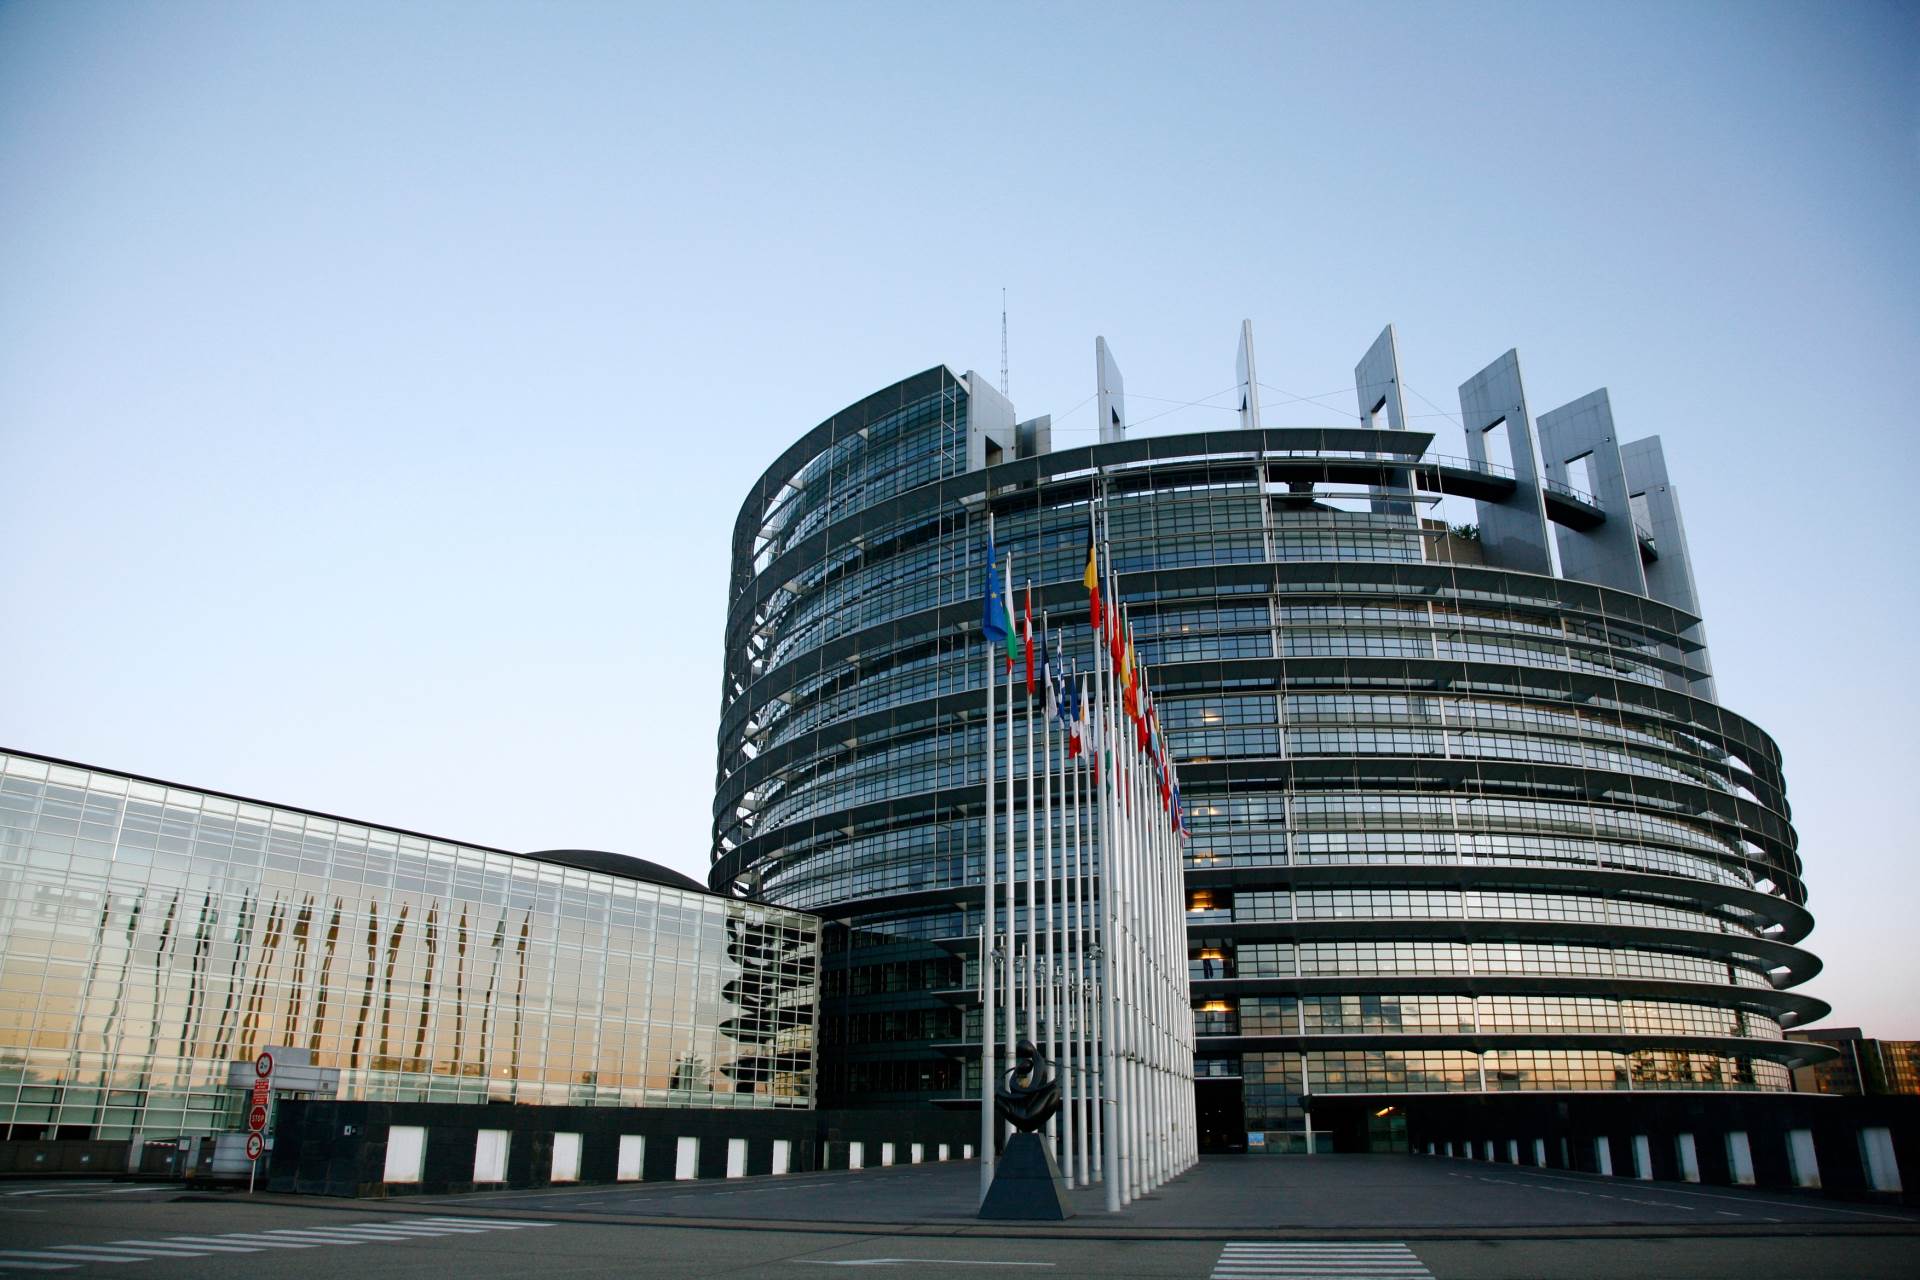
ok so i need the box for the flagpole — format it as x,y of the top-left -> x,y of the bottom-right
1023,581 -> 1037,1050
1093,493 -> 1120,1212
1041,614 -> 1059,1161
1003,556 -> 1017,1084
1061,662 -> 1079,1185
1072,672 -> 1091,1186
979,518 -> 999,1202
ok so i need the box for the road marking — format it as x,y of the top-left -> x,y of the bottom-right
0,1220 -> 559,1270
1212,1242 -> 1433,1279
799,1262 -> 1054,1269
109,1239 -> 257,1254
162,1235 -> 316,1250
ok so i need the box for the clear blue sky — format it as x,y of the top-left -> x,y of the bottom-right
2,2 -> 1915,1034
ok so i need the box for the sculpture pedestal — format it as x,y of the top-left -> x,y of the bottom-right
978,1132 -> 1074,1220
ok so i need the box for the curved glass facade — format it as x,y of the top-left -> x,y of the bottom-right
714,365 -> 1825,1133
0,753 -> 819,1141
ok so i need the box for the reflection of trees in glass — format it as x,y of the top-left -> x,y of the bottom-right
719,908 -> 815,1096
671,1052 -> 707,1092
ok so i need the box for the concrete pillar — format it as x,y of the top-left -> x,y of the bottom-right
1506,1139 -> 1519,1165
1594,1136 -> 1614,1176
1621,435 -> 1715,697
1632,1135 -> 1653,1180
1096,337 -> 1126,443
1537,390 -> 1648,594
1354,324 -> 1414,515
1532,1138 -> 1547,1168
1458,350 -> 1553,574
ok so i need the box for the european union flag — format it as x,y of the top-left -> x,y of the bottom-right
982,538 -> 1009,648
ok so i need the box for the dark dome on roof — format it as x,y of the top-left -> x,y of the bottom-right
521,849 -> 709,895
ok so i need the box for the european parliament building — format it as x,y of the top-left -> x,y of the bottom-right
713,325 -> 1831,1159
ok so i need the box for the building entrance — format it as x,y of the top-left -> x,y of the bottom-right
1196,1080 -> 1246,1153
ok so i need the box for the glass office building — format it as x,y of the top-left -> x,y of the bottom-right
713,332 -> 1829,1145
0,751 -> 819,1142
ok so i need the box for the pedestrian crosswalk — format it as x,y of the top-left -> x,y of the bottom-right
1210,1241 -> 1434,1279
0,1217 -> 555,1270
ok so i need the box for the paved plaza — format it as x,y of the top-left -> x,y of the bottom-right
0,1161 -> 1917,1278
410,1153 -> 1920,1235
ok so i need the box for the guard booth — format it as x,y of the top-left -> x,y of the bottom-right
210,1046 -> 341,1180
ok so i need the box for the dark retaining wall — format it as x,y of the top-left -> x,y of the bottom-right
1386,1091 -> 1920,1206
269,1099 -> 976,1196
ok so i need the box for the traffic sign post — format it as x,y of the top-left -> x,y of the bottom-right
247,1054 -> 274,1193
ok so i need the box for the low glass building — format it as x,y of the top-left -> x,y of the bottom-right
0,751 -> 819,1143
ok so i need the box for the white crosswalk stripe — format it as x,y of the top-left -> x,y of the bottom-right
0,1218 -> 556,1271
1211,1242 -> 1434,1279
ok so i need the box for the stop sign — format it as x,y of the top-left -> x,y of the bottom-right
248,1103 -> 269,1132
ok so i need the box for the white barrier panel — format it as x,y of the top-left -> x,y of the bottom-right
1860,1127 -> 1901,1193
1787,1129 -> 1820,1188
617,1135 -> 645,1181
383,1126 -> 425,1184
551,1132 -> 581,1183
1594,1137 -> 1614,1176
773,1139 -> 791,1175
1506,1140 -> 1519,1165
726,1138 -> 747,1179
1632,1135 -> 1652,1180
675,1136 -> 700,1181
1675,1133 -> 1700,1183
848,1141 -> 864,1170
1726,1131 -> 1755,1185
938,1144 -> 949,1162
1532,1138 -> 1547,1167
474,1129 -> 510,1183
911,1143 -> 923,1164
881,1142 -> 895,1167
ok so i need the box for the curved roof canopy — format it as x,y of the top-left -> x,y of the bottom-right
523,848 -> 709,895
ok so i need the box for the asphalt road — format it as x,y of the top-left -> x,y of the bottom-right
0,1165 -> 1913,1280
413,1152 -> 1920,1232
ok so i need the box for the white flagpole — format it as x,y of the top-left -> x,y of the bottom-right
1041,611 -> 1057,1157
1105,543 -> 1132,1209
1075,675 -> 1090,1189
1003,557 -> 1017,1083
1083,671 -> 1101,1188
980,518 -> 998,1200
1063,664 -> 1080,1185
1023,581 -> 1037,1050
1094,503 -> 1121,1212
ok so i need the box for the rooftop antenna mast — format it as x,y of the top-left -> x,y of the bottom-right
1000,288 -> 1009,398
